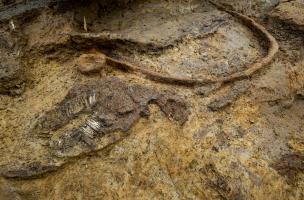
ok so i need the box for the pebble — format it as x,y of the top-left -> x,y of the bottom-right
76,53 -> 107,73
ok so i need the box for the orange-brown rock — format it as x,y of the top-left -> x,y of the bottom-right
76,53 -> 107,74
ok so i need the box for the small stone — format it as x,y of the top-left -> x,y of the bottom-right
76,53 -> 107,74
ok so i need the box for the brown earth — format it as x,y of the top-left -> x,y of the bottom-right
0,0 -> 304,199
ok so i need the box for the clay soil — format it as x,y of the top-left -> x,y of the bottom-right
0,0 -> 304,199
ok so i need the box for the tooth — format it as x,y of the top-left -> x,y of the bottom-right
81,126 -> 95,139
87,118 -> 100,132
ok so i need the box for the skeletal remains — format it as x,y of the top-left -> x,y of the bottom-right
69,0 -> 279,86
0,77 -> 190,178
0,0 -> 279,179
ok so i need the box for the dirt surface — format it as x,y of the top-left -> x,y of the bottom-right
0,0 -> 304,199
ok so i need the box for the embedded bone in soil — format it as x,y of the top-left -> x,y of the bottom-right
68,0 -> 278,87
32,77 -> 189,157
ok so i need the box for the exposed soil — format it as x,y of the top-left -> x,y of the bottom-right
0,0 -> 303,199
272,154 -> 304,184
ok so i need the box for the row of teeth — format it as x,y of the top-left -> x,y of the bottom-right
59,91 -> 98,119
